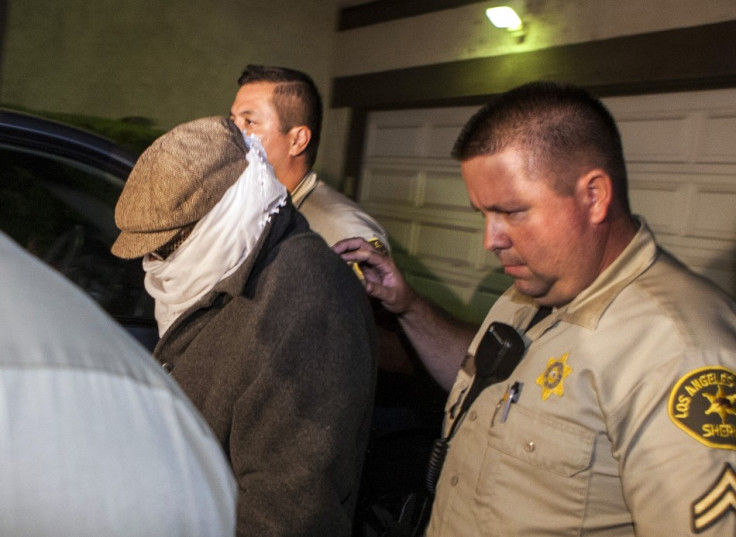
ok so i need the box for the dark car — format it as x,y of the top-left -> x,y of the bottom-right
0,108 -> 158,350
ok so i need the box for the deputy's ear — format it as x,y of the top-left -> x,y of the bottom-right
577,169 -> 612,224
288,126 -> 312,157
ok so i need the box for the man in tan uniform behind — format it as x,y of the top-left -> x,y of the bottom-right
230,64 -> 389,254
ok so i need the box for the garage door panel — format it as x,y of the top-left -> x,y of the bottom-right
407,271 -> 511,323
415,222 -> 477,266
376,217 -> 414,251
428,124 -> 466,158
690,185 -> 736,240
628,177 -> 685,234
699,114 -> 736,162
361,167 -> 417,204
424,171 -> 471,209
367,124 -> 424,158
617,115 -> 693,162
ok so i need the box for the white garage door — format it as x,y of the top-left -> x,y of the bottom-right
357,88 -> 736,322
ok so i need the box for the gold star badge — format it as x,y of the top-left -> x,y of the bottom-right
536,352 -> 573,401
703,384 -> 736,424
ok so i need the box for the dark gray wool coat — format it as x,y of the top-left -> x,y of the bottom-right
154,201 -> 378,537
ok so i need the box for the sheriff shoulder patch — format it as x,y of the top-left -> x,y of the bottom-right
668,366 -> 736,450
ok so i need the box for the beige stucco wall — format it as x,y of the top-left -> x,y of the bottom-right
0,0 -> 348,182
334,0 -> 736,76
0,0 -> 342,120
2,0 -> 736,186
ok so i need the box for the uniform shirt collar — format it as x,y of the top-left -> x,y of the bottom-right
290,171 -> 318,208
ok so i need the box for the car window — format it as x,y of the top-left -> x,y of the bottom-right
0,145 -> 154,322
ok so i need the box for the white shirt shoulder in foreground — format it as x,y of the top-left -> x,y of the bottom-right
0,232 -> 236,536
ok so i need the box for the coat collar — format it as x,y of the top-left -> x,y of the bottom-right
155,199 -> 308,349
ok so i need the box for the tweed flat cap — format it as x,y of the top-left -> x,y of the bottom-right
111,116 -> 248,259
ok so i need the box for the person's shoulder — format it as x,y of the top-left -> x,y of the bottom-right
303,180 -> 363,213
299,181 -> 390,249
278,228 -> 348,269
627,249 -> 736,345
638,248 -> 734,308
276,230 -> 365,290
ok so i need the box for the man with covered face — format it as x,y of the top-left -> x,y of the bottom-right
112,116 -> 377,537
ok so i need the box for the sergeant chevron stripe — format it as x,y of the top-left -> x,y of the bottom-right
692,463 -> 736,533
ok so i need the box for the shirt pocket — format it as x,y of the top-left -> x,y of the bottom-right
475,404 -> 596,535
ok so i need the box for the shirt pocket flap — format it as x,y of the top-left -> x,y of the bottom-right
489,405 -> 596,478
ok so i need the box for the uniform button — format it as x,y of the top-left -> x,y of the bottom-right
469,410 -> 478,421
162,362 -> 174,373
450,475 -> 459,486
524,441 -> 535,453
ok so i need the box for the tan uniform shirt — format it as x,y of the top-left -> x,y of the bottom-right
427,220 -> 736,536
291,172 -> 389,252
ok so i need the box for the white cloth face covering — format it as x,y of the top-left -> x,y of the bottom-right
143,134 -> 287,336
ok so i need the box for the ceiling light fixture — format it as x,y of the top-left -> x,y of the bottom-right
486,6 -> 524,32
